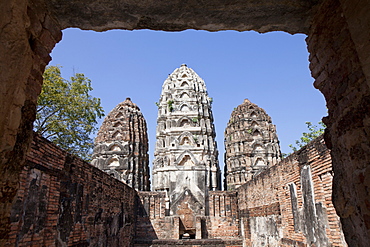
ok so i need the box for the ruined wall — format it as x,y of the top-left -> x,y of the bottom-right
6,134 -> 346,247
238,135 -> 347,247
136,191 -> 170,242
136,136 -> 346,247
205,191 -> 239,240
135,191 -> 240,244
6,133 -> 137,246
306,0 -> 370,245
1,0 -> 370,245
0,0 -> 62,240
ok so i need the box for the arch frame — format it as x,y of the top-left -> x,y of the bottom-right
0,0 -> 369,245
174,150 -> 199,166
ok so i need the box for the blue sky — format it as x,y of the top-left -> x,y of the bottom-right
49,28 -> 327,170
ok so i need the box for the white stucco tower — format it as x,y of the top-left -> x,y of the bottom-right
152,64 -> 221,216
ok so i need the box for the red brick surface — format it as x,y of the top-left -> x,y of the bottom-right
237,135 -> 346,246
7,133 -> 137,246
7,134 -> 346,246
306,0 -> 370,244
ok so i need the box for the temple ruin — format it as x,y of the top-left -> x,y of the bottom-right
91,97 -> 150,191
35,65 -> 343,246
152,64 -> 220,214
224,99 -> 282,190
7,84 -> 347,245
1,0 -> 370,246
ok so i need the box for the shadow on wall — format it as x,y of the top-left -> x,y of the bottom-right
6,133 -> 347,247
237,135 -> 347,247
8,133 -> 142,246
135,196 -> 159,245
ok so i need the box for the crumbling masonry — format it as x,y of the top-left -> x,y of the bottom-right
224,99 -> 282,190
7,104 -> 347,246
6,65 -> 347,246
1,0 -> 370,246
92,97 -> 150,191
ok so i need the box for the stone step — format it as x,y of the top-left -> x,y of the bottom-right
134,238 -> 243,247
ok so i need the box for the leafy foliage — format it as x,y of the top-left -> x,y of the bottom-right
167,100 -> 174,112
288,121 -> 326,152
34,66 -> 104,161
193,135 -> 198,143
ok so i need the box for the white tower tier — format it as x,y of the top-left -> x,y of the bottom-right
152,64 -> 221,216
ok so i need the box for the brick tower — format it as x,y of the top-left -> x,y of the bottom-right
92,98 -> 150,191
224,99 -> 281,190
152,64 -> 221,218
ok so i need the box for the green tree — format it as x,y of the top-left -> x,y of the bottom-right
288,121 -> 326,152
34,66 -> 104,161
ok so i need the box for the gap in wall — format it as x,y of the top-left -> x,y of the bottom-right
47,28 -> 327,182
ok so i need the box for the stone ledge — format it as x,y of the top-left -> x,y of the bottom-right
134,238 -> 243,246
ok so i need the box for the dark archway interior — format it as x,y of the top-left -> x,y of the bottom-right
1,0 -> 369,245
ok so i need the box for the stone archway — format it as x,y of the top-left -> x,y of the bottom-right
1,0 -> 370,245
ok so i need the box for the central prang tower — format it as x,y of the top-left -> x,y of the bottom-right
152,64 -> 221,216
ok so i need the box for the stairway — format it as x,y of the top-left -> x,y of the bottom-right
134,238 -> 243,247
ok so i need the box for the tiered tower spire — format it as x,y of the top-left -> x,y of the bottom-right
92,98 -> 150,191
224,99 -> 281,190
152,64 -> 220,215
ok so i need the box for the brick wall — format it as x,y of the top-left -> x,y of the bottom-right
6,133 -> 347,247
135,191 -> 240,243
205,191 -> 239,240
1,0 -> 370,245
0,1 -> 62,241
237,135 -> 347,246
136,191 -> 171,240
306,0 -> 370,244
7,133 -> 137,246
